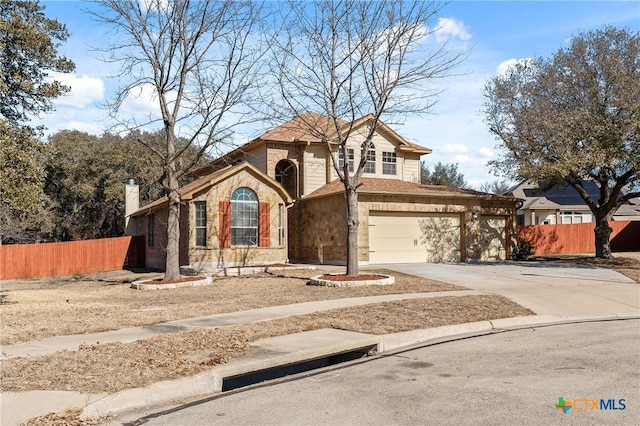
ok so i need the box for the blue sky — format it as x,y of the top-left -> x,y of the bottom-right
38,1 -> 640,188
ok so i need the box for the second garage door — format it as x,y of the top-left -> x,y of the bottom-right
480,215 -> 507,261
368,212 -> 461,264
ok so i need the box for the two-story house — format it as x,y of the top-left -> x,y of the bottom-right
128,112 -> 520,271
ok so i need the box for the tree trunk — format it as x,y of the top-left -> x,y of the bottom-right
345,185 -> 359,276
164,128 -> 181,281
165,184 -> 181,280
594,214 -> 613,259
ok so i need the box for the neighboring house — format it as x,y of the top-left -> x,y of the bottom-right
127,112 -> 520,271
508,180 -> 640,226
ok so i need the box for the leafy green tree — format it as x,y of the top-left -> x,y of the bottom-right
421,161 -> 469,188
484,26 -> 639,258
0,121 -> 52,242
0,0 -> 75,124
43,129 -> 209,241
0,0 -> 75,243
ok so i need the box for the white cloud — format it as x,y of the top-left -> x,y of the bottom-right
49,72 -> 105,108
64,120 -> 104,135
496,58 -> 533,76
478,147 -> 494,158
121,83 -> 163,117
442,144 -> 468,154
436,18 -> 472,43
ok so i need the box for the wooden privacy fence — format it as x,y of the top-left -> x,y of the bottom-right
517,221 -> 640,256
0,236 -> 145,280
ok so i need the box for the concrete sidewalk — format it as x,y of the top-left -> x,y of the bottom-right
1,262 -> 639,425
1,290 -> 481,360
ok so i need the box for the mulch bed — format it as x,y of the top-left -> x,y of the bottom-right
318,274 -> 387,281
148,276 -> 206,285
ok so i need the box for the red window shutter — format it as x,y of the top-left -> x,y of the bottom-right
219,200 -> 231,248
259,202 -> 270,247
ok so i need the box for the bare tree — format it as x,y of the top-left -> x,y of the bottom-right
479,180 -> 512,195
270,0 -> 465,275
93,0 -> 265,279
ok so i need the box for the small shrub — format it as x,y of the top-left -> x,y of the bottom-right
512,240 -> 533,260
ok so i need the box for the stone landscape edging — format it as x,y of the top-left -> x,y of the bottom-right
130,276 -> 213,290
308,273 -> 395,287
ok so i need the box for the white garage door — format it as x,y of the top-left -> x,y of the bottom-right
480,216 -> 507,261
368,212 -> 461,264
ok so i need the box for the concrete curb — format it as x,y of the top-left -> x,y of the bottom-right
81,314 -> 638,422
82,329 -> 382,419
4,314 -> 638,425
382,312 -> 640,353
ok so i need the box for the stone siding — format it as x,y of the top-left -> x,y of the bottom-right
187,168 -> 289,270
295,192 -> 517,264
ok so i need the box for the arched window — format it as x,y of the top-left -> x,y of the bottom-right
231,187 -> 258,245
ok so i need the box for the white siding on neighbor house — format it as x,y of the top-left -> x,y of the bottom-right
303,145 -> 328,195
523,209 -> 594,225
330,125 -> 420,181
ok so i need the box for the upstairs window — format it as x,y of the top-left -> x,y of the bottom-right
382,151 -> 397,175
231,187 -> 258,246
364,149 -> 376,174
194,202 -> 207,246
338,148 -> 354,173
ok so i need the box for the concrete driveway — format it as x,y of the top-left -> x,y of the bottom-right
384,261 -> 640,317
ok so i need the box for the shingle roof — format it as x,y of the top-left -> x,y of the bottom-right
191,112 -> 432,178
131,162 -> 292,217
260,111 -> 348,142
261,112 -> 432,154
305,178 -> 519,202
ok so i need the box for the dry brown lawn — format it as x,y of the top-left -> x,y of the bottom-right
0,268 -> 460,345
534,255 -> 640,283
580,256 -> 640,283
1,295 -> 533,394
22,408 -> 111,426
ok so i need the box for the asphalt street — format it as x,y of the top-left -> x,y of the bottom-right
122,319 -> 639,426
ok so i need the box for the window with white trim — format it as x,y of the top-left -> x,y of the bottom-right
194,202 -> 207,246
231,187 -> 258,245
364,149 -> 376,174
561,211 -> 589,224
338,148 -> 354,172
382,151 -> 396,175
